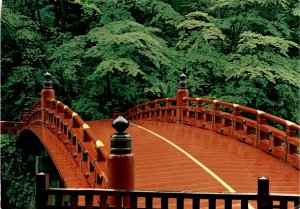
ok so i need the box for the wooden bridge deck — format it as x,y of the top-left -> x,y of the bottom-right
87,120 -> 299,195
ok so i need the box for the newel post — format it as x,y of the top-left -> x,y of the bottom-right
22,102 -> 29,125
176,73 -> 189,124
257,177 -> 271,209
108,115 -> 135,207
36,172 -> 49,209
41,72 -> 55,123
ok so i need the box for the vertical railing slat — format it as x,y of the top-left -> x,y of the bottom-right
161,197 -> 168,209
225,198 -> 232,209
177,197 -> 184,209
70,194 -> 78,209
114,196 -> 122,209
99,195 -> 108,209
209,198 -> 216,209
192,197 -> 200,209
280,199 -> 288,209
146,196 -> 153,209
294,199 -> 299,209
55,193 -> 63,209
130,196 -> 138,209
85,194 -> 93,209
241,199 -> 248,209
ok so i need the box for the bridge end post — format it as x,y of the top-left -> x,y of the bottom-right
257,177 -> 271,209
22,102 -> 29,125
41,72 -> 55,123
36,172 -> 49,209
108,115 -> 135,207
176,73 -> 189,124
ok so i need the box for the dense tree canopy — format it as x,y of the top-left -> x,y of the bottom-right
2,0 -> 299,122
1,0 -> 299,208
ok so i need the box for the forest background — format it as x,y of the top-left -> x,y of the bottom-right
1,0 -> 300,208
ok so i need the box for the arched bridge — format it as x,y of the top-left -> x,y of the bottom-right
1,73 -> 299,209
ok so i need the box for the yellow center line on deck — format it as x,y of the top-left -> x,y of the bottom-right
131,122 -> 255,209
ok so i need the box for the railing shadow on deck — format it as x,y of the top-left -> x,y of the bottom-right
36,173 -> 299,209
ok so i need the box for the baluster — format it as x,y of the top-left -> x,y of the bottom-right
146,196 -> 153,209
161,197 -> 168,209
192,197 -> 200,209
55,193 -> 63,209
279,199 -> 287,209
70,194 -> 78,209
225,198 -> 232,209
209,198 -> 216,209
85,194 -> 93,209
177,197 -> 184,209
294,198 -> 299,209
241,198 -> 248,209
99,195 -> 108,209
114,196 -> 122,209
130,196 -> 138,209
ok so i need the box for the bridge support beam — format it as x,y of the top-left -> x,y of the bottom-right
41,72 -> 55,123
176,73 -> 189,124
108,115 -> 135,207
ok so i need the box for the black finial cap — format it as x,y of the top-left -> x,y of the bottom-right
180,73 -> 186,80
43,72 -> 53,89
112,115 -> 129,133
24,102 -> 29,112
179,72 -> 188,89
44,72 -> 51,80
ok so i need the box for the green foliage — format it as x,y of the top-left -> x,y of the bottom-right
1,0 -> 299,123
177,11 -> 224,50
1,1 -> 300,206
1,135 -> 36,209
237,31 -> 298,57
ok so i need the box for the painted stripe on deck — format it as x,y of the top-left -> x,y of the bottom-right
131,122 -> 255,209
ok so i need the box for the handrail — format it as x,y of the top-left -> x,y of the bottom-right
36,173 -> 300,209
46,98 -> 109,161
0,121 -> 23,134
22,98 -> 109,187
123,97 -> 300,169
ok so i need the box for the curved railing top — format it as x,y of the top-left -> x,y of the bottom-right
47,98 -> 109,160
123,97 -> 300,131
122,95 -> 300,169
20,97 -> 110,188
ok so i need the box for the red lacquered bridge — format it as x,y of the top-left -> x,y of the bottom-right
1,73 -> 299,209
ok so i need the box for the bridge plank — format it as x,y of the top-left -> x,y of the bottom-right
87,120 -> 299,196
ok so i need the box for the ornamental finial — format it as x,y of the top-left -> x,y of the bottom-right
112,115 -> 129,133
110,115 -> 131,154
43,72 -> 53,89
179,72 -> 188,90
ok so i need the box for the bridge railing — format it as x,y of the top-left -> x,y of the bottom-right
36,173 -> 299,209
20,98 -> 109,188
122,97 -> 300,169
0,121 -> 23,134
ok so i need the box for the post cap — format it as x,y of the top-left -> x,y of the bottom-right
179,72 -> 188,90
44,72 -> 51,80
24,102 -> 29,112
112,115 -> 129,133
43,72 -> 53,89
111,115 -> 132,154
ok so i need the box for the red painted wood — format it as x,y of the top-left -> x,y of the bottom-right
24,126 -> 90,188
87,120 -> 299,195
